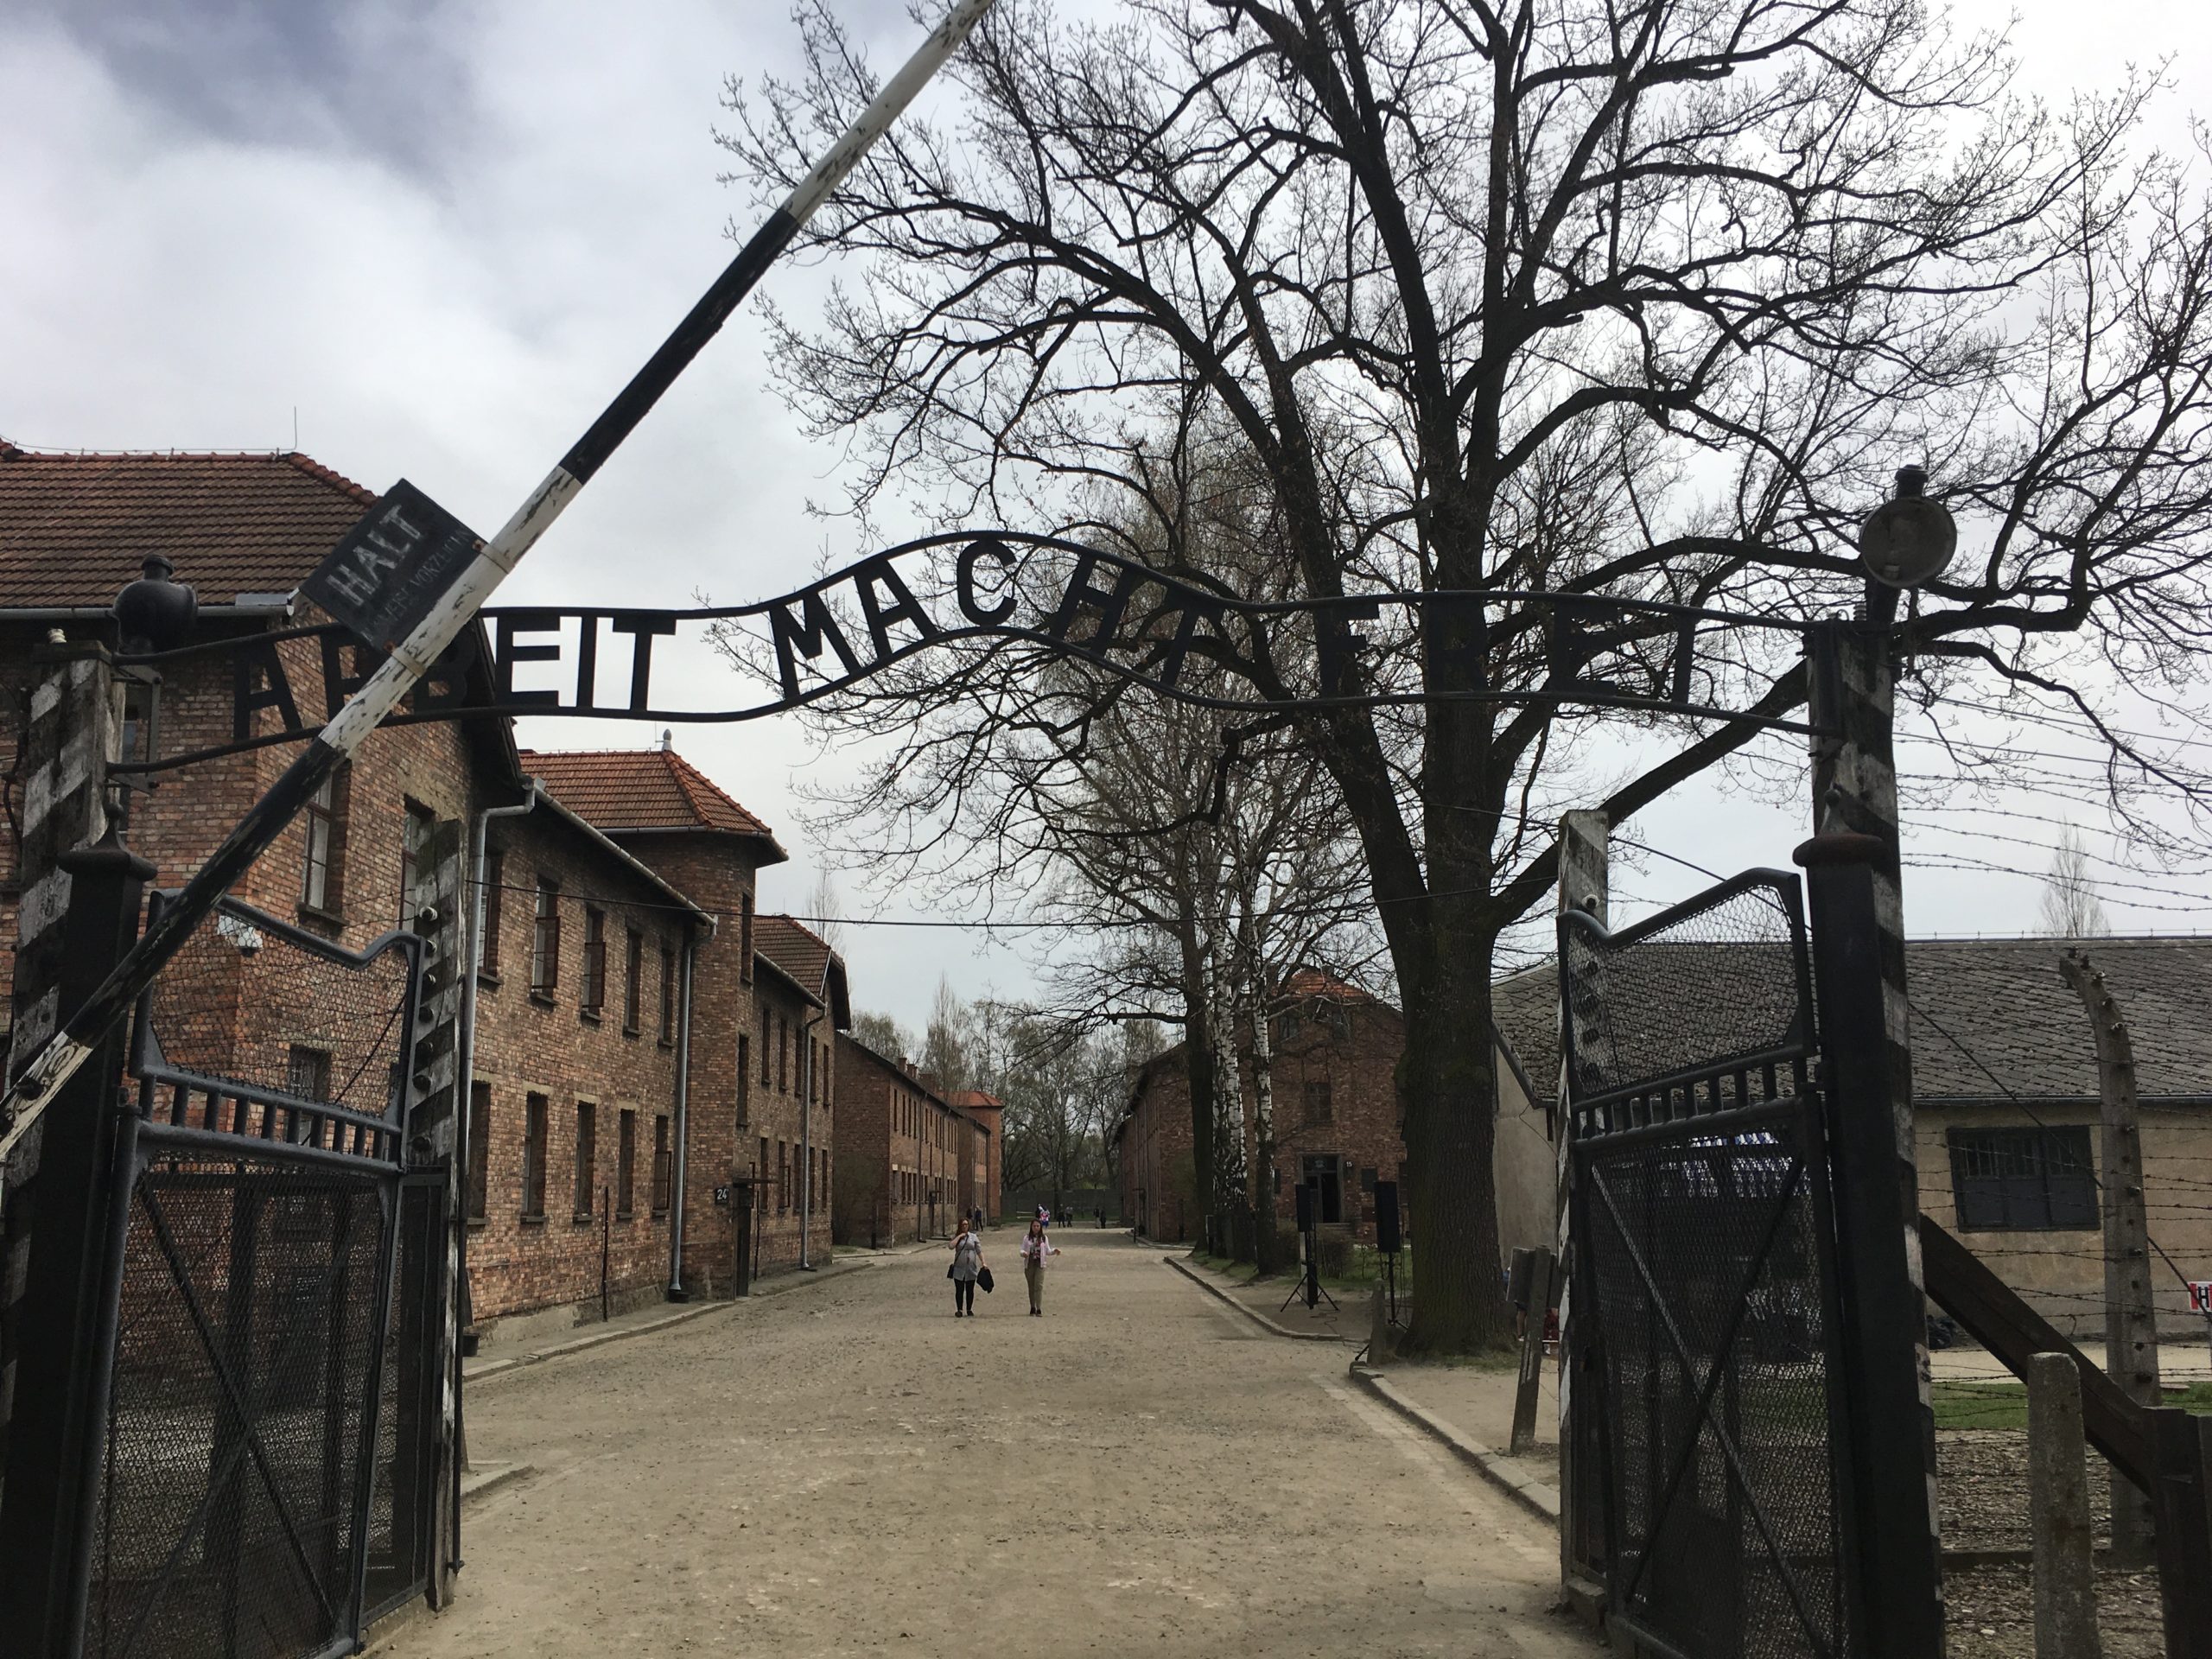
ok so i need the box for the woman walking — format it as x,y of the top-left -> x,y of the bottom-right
950,1220 -> 986,1318
1019,1216 -> 1059,1316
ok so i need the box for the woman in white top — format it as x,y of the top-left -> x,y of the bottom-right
950,1223 -> 986,1318
1019,1217 -> 1059,1316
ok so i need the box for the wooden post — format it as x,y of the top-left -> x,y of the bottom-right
1553,808 -> 1606,1592
1511,1246 -> 1554,1455
2057,950 -> 2160,1564
2027,1351 -> 2105,1659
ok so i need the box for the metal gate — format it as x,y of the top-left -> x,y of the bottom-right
81,892 -> 440,1659
1559,870 -> 1859,1659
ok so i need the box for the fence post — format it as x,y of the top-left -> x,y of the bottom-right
2027,1351 -> 2104,1659
1553,808 -> 1607,1595
0,834 -> 152,1656
2056,950 -> 2161,1562
1511,1246 -> 1554,1456
1796,830 -> 1945,1658
2147,1407 -> 2212,1656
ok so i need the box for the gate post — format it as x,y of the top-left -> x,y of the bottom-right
0,834 -> 153,1656
1796,830 -> 1944,1658
1552,808 -> 1607,1598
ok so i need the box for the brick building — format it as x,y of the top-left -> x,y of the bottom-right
1116,971 -> 1408,1243
947,1088 -> 1004,1223
831,1033 -> 990,1245
0,444 -> 845,1336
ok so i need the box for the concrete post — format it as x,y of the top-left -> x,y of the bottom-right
2027,1351 -> 2105,1659
1552,808 -> 1606,1591
2056,950 -> 2160,1564
1510,1246 -> 1554,1455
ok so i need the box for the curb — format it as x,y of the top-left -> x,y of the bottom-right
459,1460 -> 534,1508
468,1258 -> 869,1386
1164,1255 -> 1352,1344
1351,1365 -> 1562,1524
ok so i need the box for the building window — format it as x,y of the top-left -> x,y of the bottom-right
1949,1127 -> 2097,1231
531,880 -> 560,997
301,768 -> 346,914
778,1141 -> 790,1213
1300,1154 -> 1344,1225
618,1109 -> 636,1217
581,907 -> 607,1017
660,945 -> 677,1043
1273,1009 -> 1299,1050
400,799 -> 435,930
283,1046 -> 331,1145
760,1007 -> 772,1086
1305,1079 -> 1333,1127
523,1093 -> 550,1218
736,1035 -> 751,1128
741,891 -> 754,982
574,1102 -> 596,1217
480,850 -> 505,978
467,1082 -> 492,1222
758,1136 -> 769,1187
778,1015 -> 788,1094
623,927 -> 644,1033
652,1115 -> 673,1215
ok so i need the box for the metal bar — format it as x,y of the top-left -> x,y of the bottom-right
0,0 -> 1002,1150
1575,1094 -> 1810,1155
348,1176 -> 404,1640
135,1119 -> 400,1175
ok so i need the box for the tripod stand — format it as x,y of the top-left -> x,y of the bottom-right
1279,1222 -> 1340,1314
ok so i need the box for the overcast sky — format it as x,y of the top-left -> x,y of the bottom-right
6,0 -> 2211,1031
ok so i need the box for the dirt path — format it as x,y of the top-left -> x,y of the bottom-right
383,1230 -> 1596,1658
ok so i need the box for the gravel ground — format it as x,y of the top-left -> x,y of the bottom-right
1939,1429 -> 2164,1659
376,1230 -> 1598,1659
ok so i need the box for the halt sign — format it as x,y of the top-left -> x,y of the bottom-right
2190,1281 -> 2212,1315
304,479 -> 484,655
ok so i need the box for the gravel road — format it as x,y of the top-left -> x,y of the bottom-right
378,1230 -> 1595,1658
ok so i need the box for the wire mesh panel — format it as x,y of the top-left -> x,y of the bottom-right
76,893 -> 429,1659
1560,869 -> 1857,1659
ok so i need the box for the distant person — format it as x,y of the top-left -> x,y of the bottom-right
970,1205 -> 984,1233
1020,1216 -> 1059,1316
949,1220 -> 986,1318
1096,1208 -> 1105,1229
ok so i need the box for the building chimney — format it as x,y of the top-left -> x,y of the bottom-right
661,728 -> 673,751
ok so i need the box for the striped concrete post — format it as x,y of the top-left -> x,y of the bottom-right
1552,808 -> 1607,1592
1806,619 -> 1944,1649
0,641 -> 121,1514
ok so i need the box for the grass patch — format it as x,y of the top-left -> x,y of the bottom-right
1187,1250 -> 1264,1285
1933,1377 -> 2212,1432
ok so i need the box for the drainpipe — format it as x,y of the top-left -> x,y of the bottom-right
799,1008 -> 823,1269
666,931 -> 697,1300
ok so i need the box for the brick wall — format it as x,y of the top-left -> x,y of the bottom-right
467,806 -> 694,1325
831,1036 -> 966,1245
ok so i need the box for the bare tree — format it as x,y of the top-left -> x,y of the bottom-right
805,869 -> 847,957
726,0 -> 2212,1350
2039,825 -> 2115,938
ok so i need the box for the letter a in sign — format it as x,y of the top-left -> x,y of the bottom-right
305,479 -> 485,655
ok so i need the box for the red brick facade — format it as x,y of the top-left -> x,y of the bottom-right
831,1036 -> 989,1244
0,448 -> 851,1341
1116,978 -> 1408,1243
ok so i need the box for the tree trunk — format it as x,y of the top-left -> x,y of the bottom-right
1205,928 -> 1247,1259
1396,935 -> 1514,1354
1249,989 -> 1283,1275
1174,919 -> 1217,1246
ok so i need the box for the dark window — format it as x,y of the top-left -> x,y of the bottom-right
1948,1127 -> 2098,1231
400,799 -> 435,930
581,908 -> 607,1016
467,1082 -> 492,1222
760,1007 -> 772,1086
622,928 -> 643,1033
523,1093 -> 549,1217
778,1015 -> 788,1094
574,1102 -> 596,1217
618,1109 -> 636,1217
778,1141 -> 790,1213
736,1035 -> 751,1128
301,769 -> 346,913
659,945 -> 677,1042
1301,1155 -> 1344,1225
652,1115 -> 673,1215
531,880 -> 560,995
1359,1166 -> 1379,1194
285,1046 -> 331,1145
741,893 -> 754,982
1273,1010 -> 1299,1049
1305,1079 -> 1333,1127
480,850 -> 505,978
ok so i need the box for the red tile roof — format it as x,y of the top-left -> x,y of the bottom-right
947,1089 -> 1001,1111
755,915 -> 851,1029
0,443 -> 378,608
522,747 -> 786,859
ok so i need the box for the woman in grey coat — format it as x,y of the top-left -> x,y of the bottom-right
950,1222 -> 986,1317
